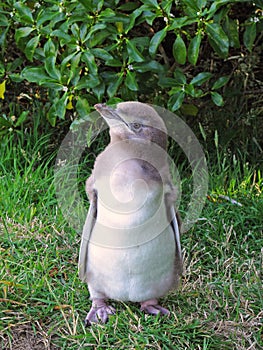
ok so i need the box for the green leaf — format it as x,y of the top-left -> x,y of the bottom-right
174,69 -> 187,84
70,52 -> 82,74
159,77 -> 179,88
184,83 -> 195,97
0,62 -> 4,77
76,97 -> 90,119
143,0 -> 159,8
25,35 -> 40,61
93,81 -> 105,101
14,2 -> 34,24
168,91 -> 185,111
55,92 -> 67,119
133,60 -> 164,73
106,59 -> 123,67
15,27 -> 34,42
188,33 -> 201,65
180,104 -> 199,116
0,116 -> 11,127
125,8 -> 144,33
0,14 -> 9,27
36,9 -> 60,27
193,88 -> 204,98
79,23 -> 88,42
21,67 -> 50,83
77,0 -> 94,11
168,86 -> 183,95
44,38 -> 56,57
212,76 -> 229,90
206,23 -> 229,58
9,74 -> 23,83
211,91 -> 224,106
191,72 -> 212,86
0,27 -> 8,47
181,0 -> 199,11
61,52 -> 79,71
91,48 -> 114,62
99,8 -> 116,20
224,17 -> 240,48
40,81 -> 64,90
125,71 -> 138,91
47,105 -> 57,127
15,111 -> 29,127
45,56 -> 61,81
50,30 -> 72,45
84,23 -> 107,43
82,52 -> 98,74
126,40 -> 144,63
243,22 -> 257,52
75,75 -> 100,89
207,0 -> 232,20
8,58 -> 24,72
169,17 -> 197,30
197,0 -> 207,9
149,27 -> 167,56
118,2 -> 140,11
173,35 -> 187,65
107,74 -> 124,98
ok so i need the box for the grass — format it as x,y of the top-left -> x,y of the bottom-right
0,130 -> 262,350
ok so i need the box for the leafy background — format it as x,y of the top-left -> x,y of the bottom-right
0,0 -> 262,164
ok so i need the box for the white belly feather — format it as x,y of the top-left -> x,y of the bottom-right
87,226 -> 175,302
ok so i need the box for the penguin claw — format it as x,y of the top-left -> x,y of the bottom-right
140,300 -> 170,316
140,304 -> 170,315
84,301 -> 115,326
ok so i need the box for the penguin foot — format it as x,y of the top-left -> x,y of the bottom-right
84,299 -> 116,326
140,299 -> 170,316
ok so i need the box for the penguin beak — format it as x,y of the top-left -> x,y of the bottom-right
95,103 -> 129,128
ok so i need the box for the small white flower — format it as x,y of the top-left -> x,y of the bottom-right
10,12 -> 14,17
34,2 -> 41,8
128,64 -> 134,71
164,17 -> 168,23
62,86 -> 68,92
250,16 -> 259,22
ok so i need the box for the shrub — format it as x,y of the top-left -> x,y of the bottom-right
0,0 -> 262,161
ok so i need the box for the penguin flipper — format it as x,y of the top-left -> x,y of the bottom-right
170,206 -> 183,275
78,192 -> 97,282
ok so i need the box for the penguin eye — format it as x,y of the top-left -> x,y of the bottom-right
131,123 -> 142,132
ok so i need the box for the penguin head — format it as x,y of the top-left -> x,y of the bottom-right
95,101 -> 167,149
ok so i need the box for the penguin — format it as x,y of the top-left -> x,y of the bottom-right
78,101 -> 183,325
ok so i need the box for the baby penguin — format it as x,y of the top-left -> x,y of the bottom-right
78,101 -> 183,325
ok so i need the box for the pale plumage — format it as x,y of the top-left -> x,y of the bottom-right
78,102 -> 183,325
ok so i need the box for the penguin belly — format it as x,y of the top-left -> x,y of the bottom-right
86,224 -> 176,302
